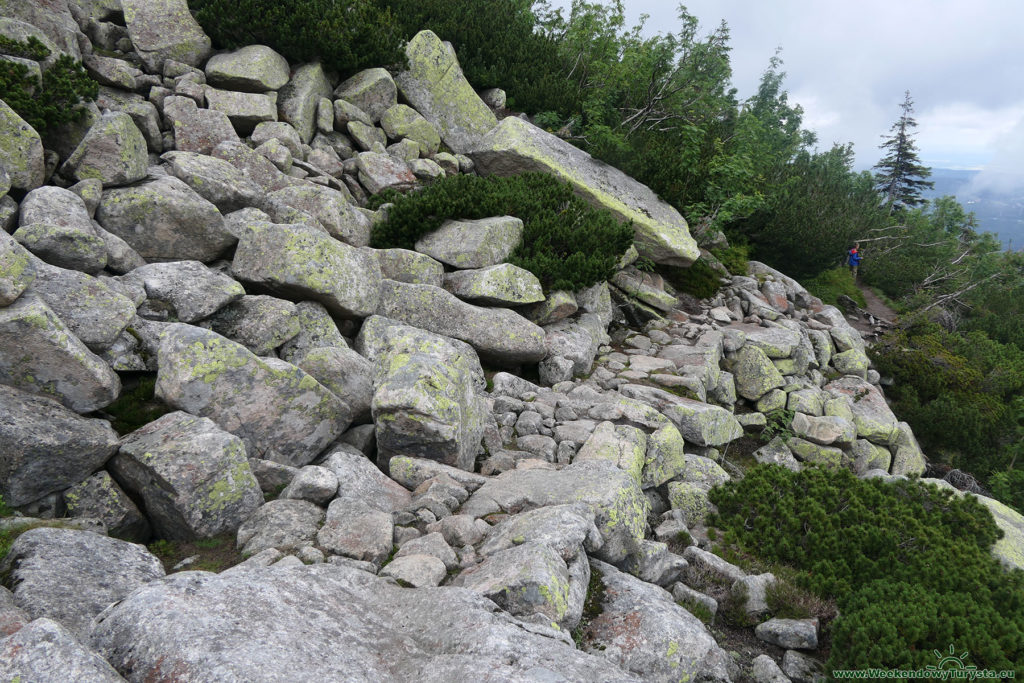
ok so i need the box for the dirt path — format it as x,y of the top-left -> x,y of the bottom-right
858,285 -> 898,323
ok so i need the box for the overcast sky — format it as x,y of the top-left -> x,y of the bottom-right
547,0 -> 1024,181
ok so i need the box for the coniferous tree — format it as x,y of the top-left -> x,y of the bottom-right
873,91 -> 934,213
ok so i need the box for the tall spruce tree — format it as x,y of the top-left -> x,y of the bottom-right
873,91 -> 934,213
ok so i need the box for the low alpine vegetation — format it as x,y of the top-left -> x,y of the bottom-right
0,37 -> 98,132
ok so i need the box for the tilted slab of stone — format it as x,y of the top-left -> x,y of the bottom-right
204,294 -> 301,357
114,411 -> 263,539
611,269 -> 677,312
380,103 -> 441,156
231,222 -> 381,318
787,437 -> 844,469
850,438 -> 892,474
19,185 -> 94,233
334,68 -> 397,123
63,471 -> 150,543
0,295 -> 120,413
296,347 -> 374,424
278,300 -> 348,364
376,280 -> 546,365
163,95 -> 240,155
375,248 -> 444,287
467,117 -> 699,266
91,563 -> 643,681
388,455 -> 488,493
753,436 -> 802,472
575,421 -> 647,485
478,503 -> 603,561
642,423 -> 690,489
731,322 -> 803,358
12,221 -> 107,274
2,527 -> 164,640
890,421 -> 927,476
0,98 -> 44,192
96,174 -> 235,263
320,447 -> 411,512
791,412 -> 856,447
825,376 -> 900,445
155,324 -> 351,466
972,494 -> 1024,572
123,260 -> 244,323
26,260 -> 136,350
212,140 -> 298,193
204,86 -> 278,135
619,384 -> 742,447
355,151 -> 416,195
60,112 -> 147,187
461,460 -> 648,564
732,344 -> 786,401
521,289 -> 578,326
583,559 -> 733,683
267,184 -> 370,246
235,498 -> 325,556
0,617 -> 126,683
442,263 -> 544,306
161,150 -> 264,212
0,230 -> 35,306
415,215 -> 523,269
0,384 -> 118,506
278,62 -> 333,144
121,0 -> 211,72
205,45 -> 290,92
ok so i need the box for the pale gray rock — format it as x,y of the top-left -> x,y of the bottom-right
850,438 -> 892,474
280,465 -> 338,506
890,421 -> 927,476
320,447 -> 411,512
91,563 -> 641,681
231,222 -> 381,318
755,618 -> 819,650
161,151 -> 264,212
212,140 -> 297,193
375,248 -> 445,286
13,222 -> 107,274
236,498 -> 325,556
92,224 -> 146,274
521,290 -> 578,326
278,301 -> 348,364
478,504 -> 602,561
122,0 -> 211,72
750,655 -> 790,683
442,263 -> 544,305
333,98 -> 373,127
381,554 -> 446,587
380,104 -> 440,156
113,412 -> 263,539
62,471 -> 150,543
317,498 -> 393,566
251,121 -> 304,159
248,458 -> 298,494
267,184 -> 370,246
123,260 -> 244,323
377,280 -> 546,365
414,215 -> 523,269
95,87 -> 162,153
395,531 -> 457,570
204,294 -> 300,356
0,618 -> 125,683
2,527 -> 163,640
683,546 -> 745,590
355,151 -> 416,194
19,185 -> 93,234
348,120 -> 388,151
387,456 -> 488,493
791,412 -> 856,447
334,68 -> 397,123
155,324 -> 351,466
60,112 -> 147,187
205,45 -> 290,92
0,295 -> 120,413
733,344 -> 786,401
787,438 -> 843,469
0,384 -> 118,506
204,87 -> 278,135
0,99 -> 44,192
825,376 -> 900,445
0,231 -> 35,306
619,384 -> 742,447
96,174 -> 235,263
163,95 -> 240,155
753,436 -> 802,472
278,62 -> 332,144
295,346 -> 374,424
782,650 -> 825,683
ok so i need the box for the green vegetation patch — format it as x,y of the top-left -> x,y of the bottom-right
804,266 -> 866,308
0,38 -> 98,132
102,375 -> 174,436
369,173 -> 633,292
148,533 -> 244,573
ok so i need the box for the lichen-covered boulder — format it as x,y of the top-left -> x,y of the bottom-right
619,384 -> 742,448
0,295 -> 120,413
377,280 -> 545,365
62,471 -> 150,543
12,221 -> 107,274
972,494 -> 1024,571
791,412 -> 856,447
521,290 -> 578,326
2,527 -> 164,640
442,263 -> 544,306
121,0 -> 212,72
395,31 -> 496,152
204,87 -> 278,135
205,45 -> 290,92
155,324 -> 351,466
60,112 -> 147,187
235,498 -> 325,556
163,95 -> 240,155
787,437 -> 844,469
123,260 -> 244,323
414,215 -> 523,269
0,230 -> 34,306
575,421 -> 647,485
295,346 -> 374,424
0,384 -> 118,506
468,117 -> 698,266
667,481 -> 712,525
732,344 -> 786,401
380,104 -> 441,156
850,438 -> 892,474
161,151 -> 264,212
641,423 -> 690,489
0,617 -> 126,683
204,294 -> 300,356
231,222 -> 381,318
278,62 -> 333,144
316,498 -> 393,566
355,151 -> 416,194
267,184 -> 370,246
113,411 -> 263,539
0,99 -> 44,192
832,348 -> 870,379
825,376 -> 900,445
278,301 -> 348,364
611,269 -> 677,312
890,421 -> 927,476
212,140 -> 297,193
375,248 -> 444,287
96,175 -> 235,263
334,67 -> 396,123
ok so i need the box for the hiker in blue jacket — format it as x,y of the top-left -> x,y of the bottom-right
847,243 -> 862,280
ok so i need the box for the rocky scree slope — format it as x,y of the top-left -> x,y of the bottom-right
1,2 -> 1023,682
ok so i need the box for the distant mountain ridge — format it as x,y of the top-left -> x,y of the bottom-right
925,168 -> 1024,249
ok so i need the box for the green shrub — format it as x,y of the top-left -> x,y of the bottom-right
369,173 -> 633,292
710,242 -> 750,277
804,266 -> 866,308
0,39 -> 98,132
102,375 -> 173,435
188,0 -> 405,78
707,465 -> 1024,672
660,259 -> 721,299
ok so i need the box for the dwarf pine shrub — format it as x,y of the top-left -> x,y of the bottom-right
0,39 -> 97,132
369,173 -> 634,292
708,465 -> 1024,671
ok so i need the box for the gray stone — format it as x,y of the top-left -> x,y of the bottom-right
781,650 -> 825,683
163,95 -> 241,155
890,421 -> 927,476
442,263 -> 545,305
204,87 -> 278,135
113,411 -> 263,539
375,248 -> 444,286
619,384 -> 742,447
387,456 -> 488,493
825,376 -> 900,445
334,98 -> 373,128
478,503 -> 602,561
733,344 -> 786,401
751,654 -> 791,683
97,175 -> 235,263
122,0 -> 211,71
12,222 -> 107,274
0,618 -> 125,683
317,498 -> 393,566
320,447 -> 411,512
2,527 -> 163,640
205,45 -> 290,92
124,260 -> 244,323
787,438 -> 844,469
791,412 -> 856,447
231,222 -> 381,318
0,225 -> 31,306
414,215 -> 523,269
355,151 -> 416,194
395,532 -> 457,571
205,294 -> 300,356
755,618 -> 819,650
62,471 -> 150,543
335,68 -> 397,123
346,120 -> 387,152
267,184 -> 370,246
295,346 -> 374,424
236,498 -> 325,556
278,301 -> 347,364
19,185 -> 91,236
0,384 -> 118,506
212,140 -> 297,194
60,112 -> 147,187
380,104 -> 441,156
161,150 -> 264,212
0,99 -> 44,192
521,290 -> 578,326
278,63 -> 333,144
683,545 -> 745,589
753,437 -> 802,472
380,554 -> 446,587
0,295 -> 120,413
280,465 -> 338,506
251,121 -> 303,159
733,573 -> 776,615
155,324 -> 351,466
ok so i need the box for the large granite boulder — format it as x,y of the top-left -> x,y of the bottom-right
334,68 -> 397,123
235,498 -> 325,556
0,231 -> 35,306
155,324 -> 351,466
91,564 -> 642,681
96,175 -> 235,263
121,0 -> 212,72
205,45 -> 290,92
267,184 -> 370,246
278,62 -> 333,144
414,216 -> 523,269
732,344 -> 786,401
294,346 -> 374,424
380,104 -> 441,156
123,260 -> 244,323
1,527 -> 163,640
12,221 -> 107,274
376,280 -> 545,365
395,31 -> 497,152
113,412 -> 263,539
204,294 -> 301,356
825,376 -> 900,445
972,494 -> 1024,571
0,295 -> 120,413
0,96 -> 44,192
161,151 -> 264,212
0,617 -> 126,683
163,95 -> 241,155
468,116 -> 699,266
442,263 -> 544,306
0,384 -> 118,506
204,86 -> 278,135
619,384 -> 742,447
231,222 -> 381,318
62,471 -> 151,543
60,112 -> 147,187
